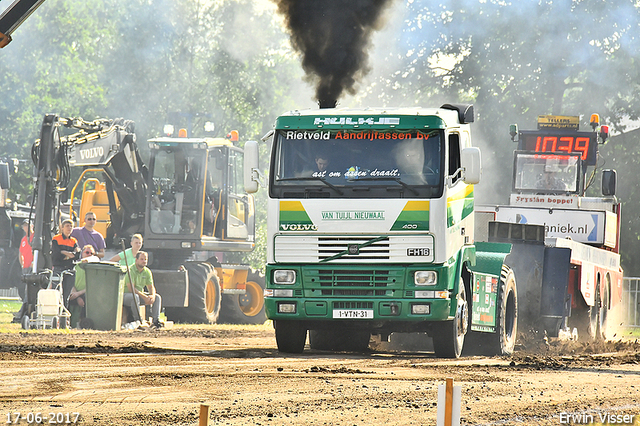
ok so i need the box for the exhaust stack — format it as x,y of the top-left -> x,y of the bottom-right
318,99 -> 337,109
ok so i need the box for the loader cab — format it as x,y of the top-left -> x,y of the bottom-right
145,137 -> 255,252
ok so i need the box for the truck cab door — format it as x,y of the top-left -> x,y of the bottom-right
225,148 -> 254,241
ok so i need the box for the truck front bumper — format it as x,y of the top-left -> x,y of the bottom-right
265,297 -> 452,323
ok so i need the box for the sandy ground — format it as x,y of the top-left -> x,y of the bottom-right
1,325 -> 639,426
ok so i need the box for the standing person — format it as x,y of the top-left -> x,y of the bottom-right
122,251 -> 163,328
68,245 -> 100,328
71,212 -> 106,259
110,233 -> 143,267
19,219 -> 34,273
52,219 -> 80,303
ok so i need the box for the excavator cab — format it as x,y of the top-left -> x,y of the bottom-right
145,136 -> 256,256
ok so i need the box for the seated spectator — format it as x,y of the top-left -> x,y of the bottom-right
52,219 -> 80,302
68,245 -> 100,328
71,212 -> 106,259
110,234 -> 143,268
122,251 -> 163,328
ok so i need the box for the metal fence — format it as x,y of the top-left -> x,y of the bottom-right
0,288 -> 20,300
623,278 -> 640,328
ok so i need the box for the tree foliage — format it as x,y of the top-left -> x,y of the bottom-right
355,0 -> 640,273
3,0 -> 640,274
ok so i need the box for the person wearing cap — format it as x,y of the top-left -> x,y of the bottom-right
71,212 -> 106,259
19,219 -> 34,273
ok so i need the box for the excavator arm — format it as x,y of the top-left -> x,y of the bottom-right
28,114 -> 146,273
0,0 -> 46,48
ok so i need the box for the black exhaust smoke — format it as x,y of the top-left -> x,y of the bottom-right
273,0 -> 394,107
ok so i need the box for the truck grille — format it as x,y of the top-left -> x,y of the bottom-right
274,234 -> 435,263
318,237 -> 390,261
303,268 -> 404,298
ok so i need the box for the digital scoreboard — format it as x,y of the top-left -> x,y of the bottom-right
518,131 -> 598,166
516,115 -> 599,166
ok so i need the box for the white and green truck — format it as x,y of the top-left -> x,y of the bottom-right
245,104 -> 518,357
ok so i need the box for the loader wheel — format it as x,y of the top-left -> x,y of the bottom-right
218,271 -> 266,324
274,320 -> 307,354
165,263 -> 221,324
488,266 -> 518,356
433,285 -> 468,358
309,329 -> 370,352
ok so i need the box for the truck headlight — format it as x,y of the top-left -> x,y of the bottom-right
273,269 -> 296,284
414,271 -> 437,285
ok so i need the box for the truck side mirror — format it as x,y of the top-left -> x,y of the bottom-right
244,141 -> 260,194
602,169 -> 616,196
461,147 -> 481,184
0,162 -> 10,190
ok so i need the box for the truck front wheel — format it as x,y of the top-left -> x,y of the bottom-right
274,320 -> 307,353
433,285 -> 468,358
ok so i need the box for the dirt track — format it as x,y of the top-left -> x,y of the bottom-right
1,325 -> 640,426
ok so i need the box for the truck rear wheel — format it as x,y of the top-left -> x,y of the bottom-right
219,271 -> 266,324
433,285 -> 468,358
165,263 -> 221,324
488,266 -> 518,355
274,320 -> 307,353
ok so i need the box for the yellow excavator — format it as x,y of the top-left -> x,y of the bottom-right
21,115 -> 265,325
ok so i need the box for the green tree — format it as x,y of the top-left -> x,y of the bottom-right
357,0 -> 640,273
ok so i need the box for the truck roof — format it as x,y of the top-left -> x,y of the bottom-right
275,106 -> 470,130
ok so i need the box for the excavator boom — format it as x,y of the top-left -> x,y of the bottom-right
0,0 -> 46,48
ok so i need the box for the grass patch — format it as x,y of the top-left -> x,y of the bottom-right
620,326 -> 640,338
0,299 -> 23,333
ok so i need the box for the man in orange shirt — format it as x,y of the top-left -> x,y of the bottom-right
52,219 -> 80,303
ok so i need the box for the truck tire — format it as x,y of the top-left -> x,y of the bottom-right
488,266 -> 518,355
218,270 -> 266,324
433,285 -> 468,358
595,283 -> 609,341
274,320 -> 307,353
165,263 -> 221,324
584,286 -> 601,341
309,329 -> 370,352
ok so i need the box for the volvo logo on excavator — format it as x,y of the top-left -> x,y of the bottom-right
79,146 -> 104,160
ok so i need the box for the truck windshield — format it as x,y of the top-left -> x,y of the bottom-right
270,129 -> 443,198
513,152 -> 580,194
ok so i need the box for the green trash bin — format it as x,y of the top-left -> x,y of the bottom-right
79,262 -> 127,331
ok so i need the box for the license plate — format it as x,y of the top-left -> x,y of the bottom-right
332,309 -> 374,319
